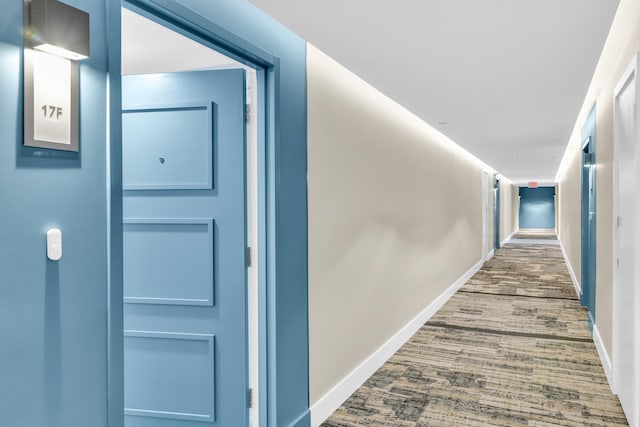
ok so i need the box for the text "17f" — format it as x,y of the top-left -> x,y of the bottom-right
42,105 -> 63,120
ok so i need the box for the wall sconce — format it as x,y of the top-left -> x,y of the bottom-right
25,0 -> 90,60
23,0 -> 90,152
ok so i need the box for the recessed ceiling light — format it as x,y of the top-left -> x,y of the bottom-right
437,121 -> 447,125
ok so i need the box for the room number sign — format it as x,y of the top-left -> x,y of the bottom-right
41,105 -> 64,120
24,49 -> 79,152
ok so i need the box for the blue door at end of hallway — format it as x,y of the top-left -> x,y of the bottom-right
122,69 -> 248,427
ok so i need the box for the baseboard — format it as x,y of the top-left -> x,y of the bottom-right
593,324 -> 614,393
501,229 -> 517,246
487,249 -> 495,260
557,243 -> 614,393
559,241 -> 581,298
309,258 -> 484,426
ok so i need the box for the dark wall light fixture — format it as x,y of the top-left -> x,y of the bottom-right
23,0 -> 90,152
25,0 -> 90,60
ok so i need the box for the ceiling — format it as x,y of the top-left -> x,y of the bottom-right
248,0 -> 618,183
121,8 -> 243,75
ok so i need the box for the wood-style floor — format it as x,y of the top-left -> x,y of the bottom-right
322,236 -> 627,426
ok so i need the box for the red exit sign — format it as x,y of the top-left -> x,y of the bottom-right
528,181 -> 538,188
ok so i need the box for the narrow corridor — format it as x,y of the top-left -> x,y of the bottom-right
323,239 -> 627,426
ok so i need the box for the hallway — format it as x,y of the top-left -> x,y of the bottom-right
323,241 -> 627,426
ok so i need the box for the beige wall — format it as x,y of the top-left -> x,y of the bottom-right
557,0 -> 640,356
500,180 -> 519,241
307,44 -> 496,404
559,148 -> 582,284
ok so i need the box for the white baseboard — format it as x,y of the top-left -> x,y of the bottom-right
501,229 -> 516,246
309,258 -> 485,427
558,243 -> 615,393
559,241 -> 581,298
487,249 -> 495,260
593,324 -> 614,393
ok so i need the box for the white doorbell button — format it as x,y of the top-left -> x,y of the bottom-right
47,228 -> 62,261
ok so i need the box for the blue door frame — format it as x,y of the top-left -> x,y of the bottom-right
581,106 -> 597,330
109,2 -> 310,426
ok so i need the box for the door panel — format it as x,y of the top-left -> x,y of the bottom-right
124,331 -> 215,422
123,104 -> 213,190
123,219 -> 214,305
122,69 -> 247,427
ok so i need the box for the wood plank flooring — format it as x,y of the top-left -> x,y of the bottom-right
322,242 -> 627,426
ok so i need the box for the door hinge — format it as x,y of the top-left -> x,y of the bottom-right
248,388 -> 253,408
617,216 -> 621,228
245,104 -> 251,124
617,258 -> 620,268
247,246 -> 252,267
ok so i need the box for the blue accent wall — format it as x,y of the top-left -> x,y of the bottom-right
0,1 -> 114,426
1,0 -> 308,425
519,187 -> 556,229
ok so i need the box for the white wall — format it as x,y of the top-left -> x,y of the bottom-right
307,44 -> 499,416
557,0 -> 640,360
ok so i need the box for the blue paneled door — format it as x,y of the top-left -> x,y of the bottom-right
581,106 -> 597,330
493,176 -> 500,250
122,70 -> 248,427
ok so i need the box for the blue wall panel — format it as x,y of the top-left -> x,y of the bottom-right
519,187 -> 556,229
0,1 -> 112,426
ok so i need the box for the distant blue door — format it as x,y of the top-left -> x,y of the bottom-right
581,106 -> 597,329
122,70 -> 248,426
493,176 -> 500,250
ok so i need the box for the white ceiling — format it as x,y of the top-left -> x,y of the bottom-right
248,0 -> 618,183
121,8 -> 243,75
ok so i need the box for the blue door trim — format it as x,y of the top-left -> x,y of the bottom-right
111,2 -> 310,426
107,2 -> 125,426
126,0 -> 275,68
580,105 -> 597,331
